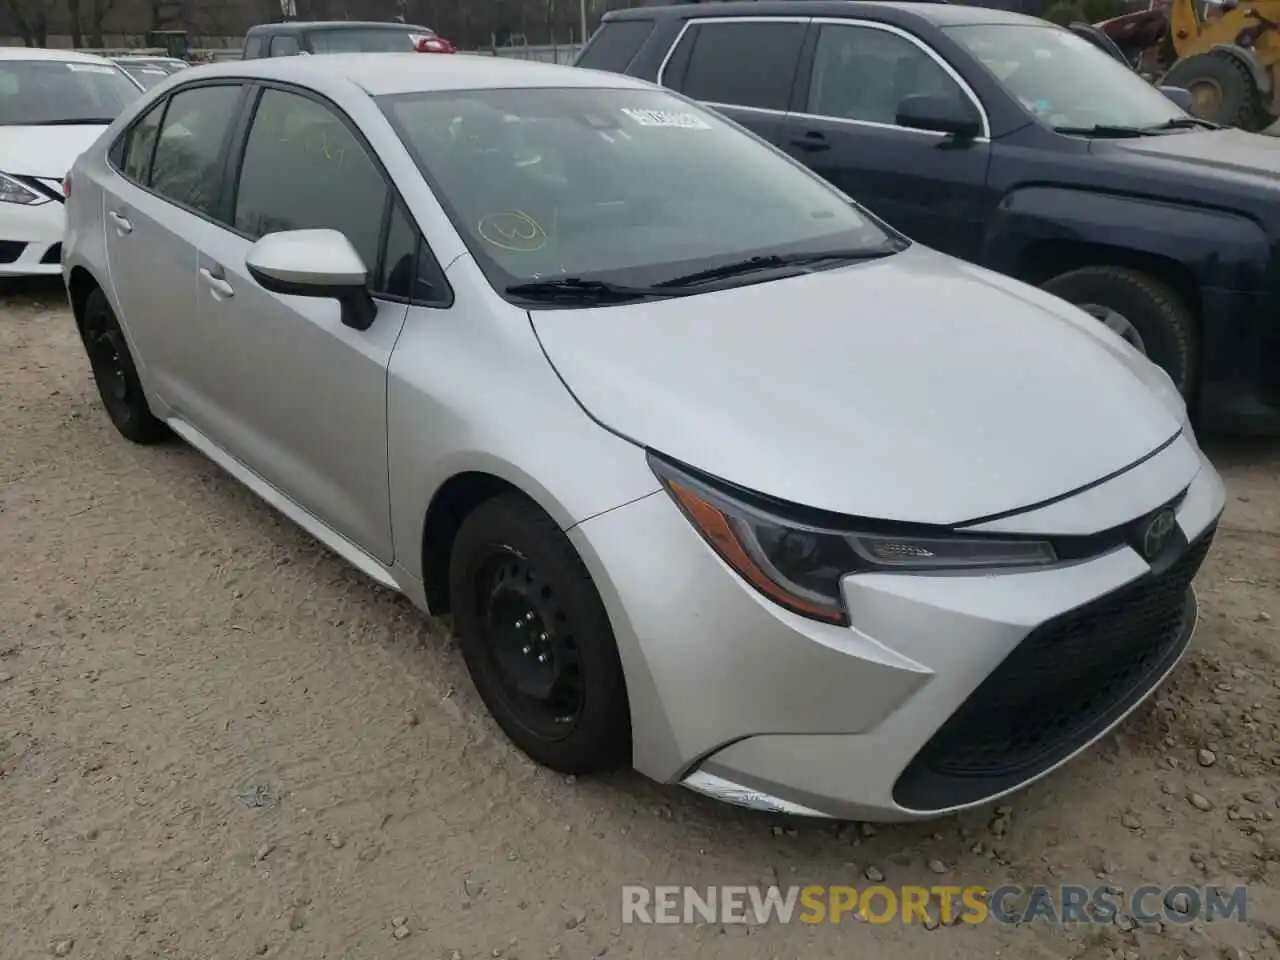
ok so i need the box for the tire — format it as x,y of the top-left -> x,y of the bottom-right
78,287 -> 170,444
448,493 -> 631,774
1162,51 -> 1259,127
1041,266 -> 1198,397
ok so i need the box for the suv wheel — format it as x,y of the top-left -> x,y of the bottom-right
78,287 -> 170,444
448,493 -> 631,774
1042,266 -> 1197,397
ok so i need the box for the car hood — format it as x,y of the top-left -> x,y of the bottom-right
529,245 -> 1185,526
1103,127 -> 1280,184
0,125 -> 107,178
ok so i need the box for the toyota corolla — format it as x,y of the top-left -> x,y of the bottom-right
62,53 -> 1224,820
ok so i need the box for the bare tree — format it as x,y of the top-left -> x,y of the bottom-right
65,0 -> 83,46
3,0 -> 52,45
88,0 -> 115,48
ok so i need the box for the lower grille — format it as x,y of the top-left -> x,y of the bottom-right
894,526 -> 1216,812
0,240 -> 25,264
40,243 -> 61,264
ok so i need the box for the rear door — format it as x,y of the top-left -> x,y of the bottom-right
656,17 -> 808,146
778,19 -> 995,258
102,81 -> 247,410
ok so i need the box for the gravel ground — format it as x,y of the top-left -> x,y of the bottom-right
1,278 -> 1279,960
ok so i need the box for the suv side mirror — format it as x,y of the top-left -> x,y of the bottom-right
1159,85 -> 1194,112
895,93 -> 982,139
246,228 -> 377,331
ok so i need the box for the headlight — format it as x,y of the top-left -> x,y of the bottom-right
649,454 -> 1057,626
0,172 -> 49,206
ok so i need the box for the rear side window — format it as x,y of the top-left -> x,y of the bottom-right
149,84 -> 243,215
575,19 -> 655,73
669,21 -> 806,112
242,35 -> 263,58
269,35 -> 301,56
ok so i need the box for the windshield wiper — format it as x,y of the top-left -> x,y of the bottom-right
15,117 -> 116,126
1053,124 -> 1155,138
656,245 -> 904,289
505,277 -> 677,302
1144,116 -> 1220,131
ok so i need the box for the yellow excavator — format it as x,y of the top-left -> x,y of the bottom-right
1098,0 -> 1280,130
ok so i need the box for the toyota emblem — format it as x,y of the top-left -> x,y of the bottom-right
1141,508 -> 1178,560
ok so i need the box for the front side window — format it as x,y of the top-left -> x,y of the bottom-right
149,84 -> 244,214
379,86 -> 900,295
576,20 -> 655,73
946,23 -> 1184,132
671,21 -> 806,111
0,59 -> 142,126
308,28 -> 423,53
233,88 -> 388,280
807,24 -> 972,126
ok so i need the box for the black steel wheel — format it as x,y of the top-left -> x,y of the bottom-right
78,287 -> 170,444
449,493 -> 631,774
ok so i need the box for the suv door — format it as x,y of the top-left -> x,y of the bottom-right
658,18 -> 808,146
779,20 -> 995,257
103,82 -> 247,411
180,85 -> 446,562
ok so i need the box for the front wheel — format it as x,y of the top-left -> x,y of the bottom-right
1042,266 -> 1198,398
448,493 -> 631,774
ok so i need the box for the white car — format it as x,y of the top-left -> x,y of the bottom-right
0,47 -> 142,277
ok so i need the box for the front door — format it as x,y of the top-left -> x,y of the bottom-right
780,21 -> 995,258
185,86 -> 409,562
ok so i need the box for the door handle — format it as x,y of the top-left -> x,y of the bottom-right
199,266 -> 235,299
789,131 -> 831,152
108,210 -> 132,234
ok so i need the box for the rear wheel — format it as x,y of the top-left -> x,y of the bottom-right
448,493 -> 631,774
1162,51 -> 1260,127
78,287 -> 170,444
1042,266 -> 1198,397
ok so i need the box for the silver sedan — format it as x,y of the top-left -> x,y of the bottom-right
62,53 -> 1225,820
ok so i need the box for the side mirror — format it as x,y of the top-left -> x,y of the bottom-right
895,93 -> 982,139
1159,85 -> 1194,112
246,228 -> 377,331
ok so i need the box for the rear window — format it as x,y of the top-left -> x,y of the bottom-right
575,19 -> 655,73
308,27 -> 423,53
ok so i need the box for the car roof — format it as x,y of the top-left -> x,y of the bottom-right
179,52 -> 655,96
0,46 -> 119,64
607,0 -> 1046,27
246,20 -> 435,33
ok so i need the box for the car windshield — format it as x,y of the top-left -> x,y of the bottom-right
120,64 -> 170,89
309,27 -> 426,53
944,23 -> 1186,132
378,86 -> 898,293
0,59 -> 142,125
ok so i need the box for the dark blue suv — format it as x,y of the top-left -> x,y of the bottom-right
576,0 -> 1280,435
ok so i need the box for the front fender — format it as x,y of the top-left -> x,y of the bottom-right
982,185 -> 1271,291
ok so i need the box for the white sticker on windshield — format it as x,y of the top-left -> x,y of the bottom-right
66,63 -> 118,74
621,107 -> 711,130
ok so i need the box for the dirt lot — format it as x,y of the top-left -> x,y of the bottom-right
1,279 -> 1278,960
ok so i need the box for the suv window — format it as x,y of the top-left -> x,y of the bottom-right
243,35 -> 263,58
668,21 -> 806,112
149,84 -> 244,215
807,24 -> 971,126
576,20 -> 655,72
233,88 -> 388,287
269,35 -> 301,56
309,28 -> 419,53
119,98 -> 165,182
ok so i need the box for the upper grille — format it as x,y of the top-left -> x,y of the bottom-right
894,526 -> 1216,812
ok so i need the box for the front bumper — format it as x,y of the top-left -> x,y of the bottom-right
570,430 -> 1225,821
0,199 -> 65,277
